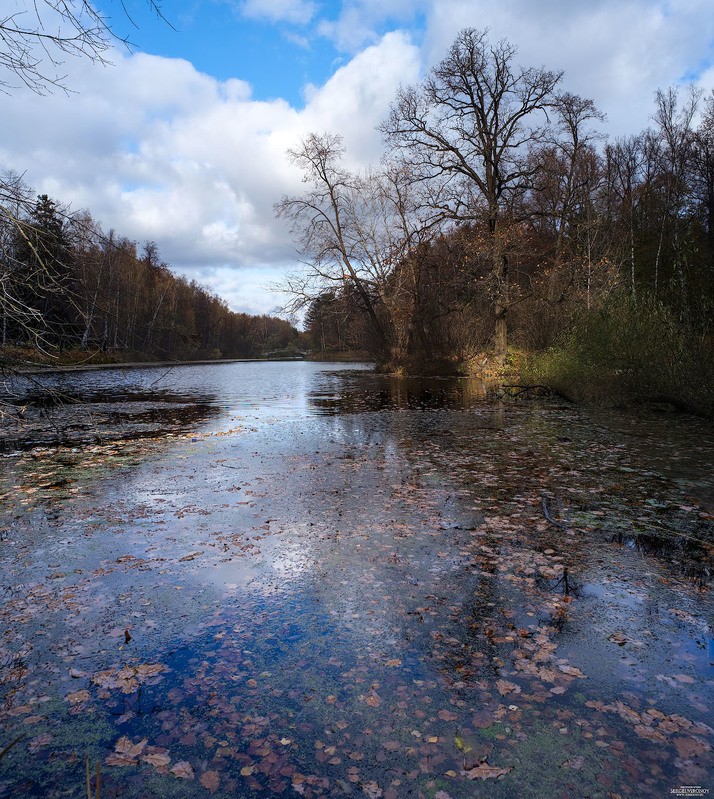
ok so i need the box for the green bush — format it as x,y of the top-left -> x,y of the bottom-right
525,292 -> 713,417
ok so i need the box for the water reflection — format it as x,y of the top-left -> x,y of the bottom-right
307,372 -> 490,414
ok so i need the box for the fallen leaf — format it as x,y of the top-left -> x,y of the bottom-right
200,770 -> 220,792
115,736 -> 148,760
105,752 -> 135,767
363,781 -> 383,799
179,551 -> 204,562
461,762 -> 512,780
142,751 -> 171,768
364,693 -> 381,707
496,679 -> 521,696
558,664 -> 586,678
65,689 -> 90,704
171,761 -> 195,780
674,737 -> 711,759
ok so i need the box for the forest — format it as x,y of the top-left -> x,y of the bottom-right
288,29 -> 714,415
0,175 -> 300,367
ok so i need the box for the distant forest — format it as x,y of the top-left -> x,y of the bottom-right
0,177 -> 299,365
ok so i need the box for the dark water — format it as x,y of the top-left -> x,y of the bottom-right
0,361 -> 712,798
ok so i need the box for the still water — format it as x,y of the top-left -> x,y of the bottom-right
0,361 -> 712,798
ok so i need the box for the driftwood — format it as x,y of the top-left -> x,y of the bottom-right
541,493 -> 568,530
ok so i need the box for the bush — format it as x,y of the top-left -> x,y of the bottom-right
525,292 -> 714,417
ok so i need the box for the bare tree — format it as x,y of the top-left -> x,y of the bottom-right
0,0 -> 168,95
381,27 -> 562,356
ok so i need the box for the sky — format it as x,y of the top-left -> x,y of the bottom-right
1,0 -> 713,317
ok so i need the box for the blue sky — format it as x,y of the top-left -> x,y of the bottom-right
1,0 -> 713,316
96,0 -> 428,105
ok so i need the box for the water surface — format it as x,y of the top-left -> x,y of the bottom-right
0,361 -> 712,798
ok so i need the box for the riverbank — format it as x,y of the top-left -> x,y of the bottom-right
0,346 -> 308,376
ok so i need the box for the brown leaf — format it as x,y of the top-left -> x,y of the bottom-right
461,762 -> 512,780
363,781 -> 383,799
438,709 -> 458,721
105,752 -> 135,767
171,761 -> 195,779
496,680 -> 521,696
115,736 -> 148,759
200,770 -> 221,793
179,551 -> 204,562
65,689 -> 90,704
674,737 -> 711,759
557,664 -> 586,678
364,693 -> 381,707
142,750 -> 171,769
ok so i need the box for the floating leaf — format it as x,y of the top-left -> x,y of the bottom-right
364,693 -> 381,707
461,762 -> 512,780
496,679 -> 521,696
558,664 -> 586,678
65,689 -> 90,705
200,770 -> 220,792
171,761 -> 195,780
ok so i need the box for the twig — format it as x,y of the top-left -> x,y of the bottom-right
541,493 -> 568,530
0,734 -> 25,760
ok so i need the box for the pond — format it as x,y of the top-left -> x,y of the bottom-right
0,361 -> 712,798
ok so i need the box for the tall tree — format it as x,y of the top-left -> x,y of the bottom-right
275,132 -> 389,356
12,194 -> 79,349
381,27 -> 562,356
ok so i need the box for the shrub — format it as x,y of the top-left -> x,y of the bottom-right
525,292 -> 713,417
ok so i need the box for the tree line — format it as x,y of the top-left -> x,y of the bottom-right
0,175 -> 299,365
282,29 -> 713,385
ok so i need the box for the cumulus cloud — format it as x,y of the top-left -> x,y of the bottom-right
423,0 -> 714,135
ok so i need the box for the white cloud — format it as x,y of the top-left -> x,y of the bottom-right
318,0 -> 429,52
0,31 -> 419,314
